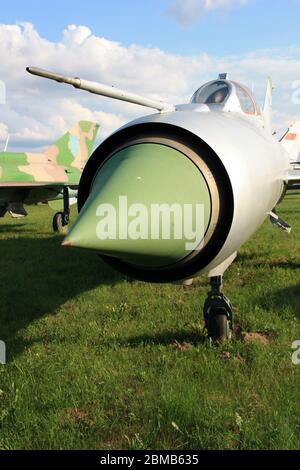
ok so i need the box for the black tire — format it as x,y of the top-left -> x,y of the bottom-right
206,310 -> 231,342
53,212 -> 67,233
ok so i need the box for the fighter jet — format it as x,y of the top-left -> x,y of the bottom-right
280,121 -> 300,190
27,66 -> 300,341
0,121 -> 99,232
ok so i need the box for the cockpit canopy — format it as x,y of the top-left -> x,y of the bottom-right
191,80 -> 260,116
191,81 -> 230,105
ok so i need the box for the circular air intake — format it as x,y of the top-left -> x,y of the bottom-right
76,123 -> 234,282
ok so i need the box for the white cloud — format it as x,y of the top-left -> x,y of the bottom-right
0,22 -> 299,151
63,24 -> 92,45
167,0 -> 250,26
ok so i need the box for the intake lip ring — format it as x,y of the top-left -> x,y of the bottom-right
78,123 -> 234,282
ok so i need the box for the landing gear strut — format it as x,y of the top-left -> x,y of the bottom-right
204,276 -> 233,342
53,187 -> 70,233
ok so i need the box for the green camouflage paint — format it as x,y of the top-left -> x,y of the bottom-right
0,121 -> 99,185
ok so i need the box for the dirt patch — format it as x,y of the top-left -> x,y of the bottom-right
233,321 -> 244,340
232,317 -> 276,345
172,340 -> 193,352
63,407 -> 96,427
220,351 -> 245,363
241,332 -> 269,346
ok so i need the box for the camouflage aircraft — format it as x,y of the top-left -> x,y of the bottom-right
0,121 -> 99,232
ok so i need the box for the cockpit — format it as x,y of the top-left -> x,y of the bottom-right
190,79 -> 261,116
191,81 -> 230,106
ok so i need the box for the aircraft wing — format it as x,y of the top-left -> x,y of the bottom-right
0,183 -> 79,219
0,183 -> 77,208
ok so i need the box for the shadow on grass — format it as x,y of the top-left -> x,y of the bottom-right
280,208 -> 300,214
121,329 -> 206,347
0,235 -> 122,360
257,284 -> 300,319
237,252 -> 261,263
253,259 -> 300,270
237,251 -> 300,270
0,223 -> 34,233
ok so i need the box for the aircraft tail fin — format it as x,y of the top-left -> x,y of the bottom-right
280,121 -> 300,163
45,121 -> 100,170
263,77 -> 273,133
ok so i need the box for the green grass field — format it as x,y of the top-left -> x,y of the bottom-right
0,194 -> 299,450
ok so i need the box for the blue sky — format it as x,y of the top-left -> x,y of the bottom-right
0,0 -> 299,56
0,0 -> 300,149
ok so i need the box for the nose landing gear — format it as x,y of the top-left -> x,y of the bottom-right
204,276 -> 233,342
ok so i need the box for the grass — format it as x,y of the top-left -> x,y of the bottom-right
0,194 -> 299,450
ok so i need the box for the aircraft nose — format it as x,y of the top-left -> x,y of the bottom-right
63,142 -> 214,268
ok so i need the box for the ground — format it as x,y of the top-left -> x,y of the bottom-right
0,194 -> 299,450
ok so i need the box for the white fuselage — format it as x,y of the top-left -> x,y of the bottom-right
122,104 -> 289,274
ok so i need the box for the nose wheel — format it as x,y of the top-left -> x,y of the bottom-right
52,187 -> 70,233
204,276 -> 233,342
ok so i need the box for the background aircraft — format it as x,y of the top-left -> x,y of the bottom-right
27,67 -> 300,341
0,120 -> 99,232
281,121 -> 300,190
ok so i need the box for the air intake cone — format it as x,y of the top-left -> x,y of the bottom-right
63,141 -> 216,268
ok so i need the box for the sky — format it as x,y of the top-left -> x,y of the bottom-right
1,0 -> 300,56
0,0 -> 300,150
